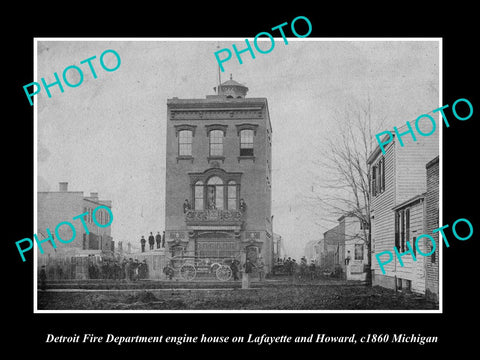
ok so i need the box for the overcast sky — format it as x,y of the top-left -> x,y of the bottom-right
36,38 -> 439,259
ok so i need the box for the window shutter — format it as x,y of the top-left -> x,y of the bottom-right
395,212 -> 400,248
406,208 -> 410,246
381,157 -> 386,192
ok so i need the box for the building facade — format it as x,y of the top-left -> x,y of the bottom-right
37,182 -> 113,279
304,240 -> 319,263
368,124 -> 439,293
164,77 -> 274,273
320,223 -> 345,275
341,215 -> 369,281
424,156 -> 439,303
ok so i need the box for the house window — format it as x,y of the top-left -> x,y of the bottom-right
405,208 -> 410,249
395,212 -> 400,249
207,176 -> 224,210
360,220 -> 369,230
395,208 -> 410,252
178,130 -> 193,156
400,209 -> 405,252
227,180 -> 237,210
371,157 -> 385,196
209,130 -> 223,156
240,129 -> 254,156
354,244 -> 364,260
194,181 -> 204,210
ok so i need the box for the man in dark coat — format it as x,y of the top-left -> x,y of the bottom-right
141,259 -> 149,279
244,258 -> 255,274
242,258 -> 256,289
125,258 -> 133,282
230,258 -> 240,281
162,231 -> 166,248
148,232 -> 155,251
155,231 -> 161,249
183,199 -> 191,213
140,236 -> 146,252
239,198 -> 247,213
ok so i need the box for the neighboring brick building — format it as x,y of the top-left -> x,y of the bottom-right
164,76 -> 274,273
37,182 -> 113,279
37,182 -> 113,255
424,156 -> 439,303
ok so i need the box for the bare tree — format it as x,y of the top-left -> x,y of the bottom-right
306,98 -> 385,285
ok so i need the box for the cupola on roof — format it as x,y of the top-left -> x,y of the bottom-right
218,74 -> 249,98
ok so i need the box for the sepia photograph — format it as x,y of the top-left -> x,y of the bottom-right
33,38 -> 440,312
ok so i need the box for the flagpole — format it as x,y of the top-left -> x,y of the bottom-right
217,45 -> 221,94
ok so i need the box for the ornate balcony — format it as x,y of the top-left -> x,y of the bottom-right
185,209 -> 244,227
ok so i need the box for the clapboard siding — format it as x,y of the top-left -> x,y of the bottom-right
395,200 -> 426,294
370,123 -> 439,293
371,140 -> 396,275
396,126 -> 439,204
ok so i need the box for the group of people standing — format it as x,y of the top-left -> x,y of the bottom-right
276,256 -> 317,280
140,231 -> 165,252
229,257 -> 265,282
87,255 -> 149,281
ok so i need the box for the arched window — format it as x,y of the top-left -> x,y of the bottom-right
194,181 -> 204,210
207,176 -> 224,210
178,130 -> 193,156
209,130 -> 223,156
240,129 -> 254,156
227,181 -> 237,209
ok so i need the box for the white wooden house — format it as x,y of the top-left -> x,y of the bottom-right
367,124 -> 439,293
340,215 -> 369,281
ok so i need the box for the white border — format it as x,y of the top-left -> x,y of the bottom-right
33,37 -> 443,314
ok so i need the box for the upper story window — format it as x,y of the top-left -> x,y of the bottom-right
174,125 -> 196,160
240,129 -> 254,156
209,130 -> 224,156
178,130 -> 193,156
189,168 -> 242,212
207,176 -> 224,209
371,156 -> 385,196
227,180 -> 237,210
194,181 -> 204,210
235,124 -> 258,160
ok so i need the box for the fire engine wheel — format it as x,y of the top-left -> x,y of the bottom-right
216,265 -> 232,281
210,262 -> 221,273
180,264 -> 196,281
163,266 -> 174,276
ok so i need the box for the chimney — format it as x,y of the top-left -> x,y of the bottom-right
59,182 -> 68,191
90,192 -> 99,201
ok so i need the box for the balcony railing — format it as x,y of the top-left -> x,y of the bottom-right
185,209 -> 244,226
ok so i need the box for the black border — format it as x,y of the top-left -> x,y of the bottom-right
6,6 -> 479,354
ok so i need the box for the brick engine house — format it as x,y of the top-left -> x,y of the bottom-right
164,76 -> 274,274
